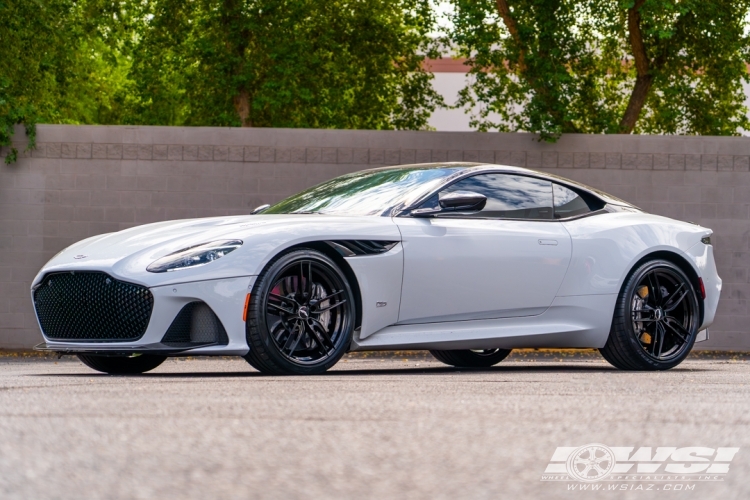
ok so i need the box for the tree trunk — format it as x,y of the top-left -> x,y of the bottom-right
233,90 -> 252,127
619,0 -> 651,134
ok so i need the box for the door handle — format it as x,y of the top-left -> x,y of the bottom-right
538,239 -> 558,246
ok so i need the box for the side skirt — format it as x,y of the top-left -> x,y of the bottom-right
350,294 -> 617,351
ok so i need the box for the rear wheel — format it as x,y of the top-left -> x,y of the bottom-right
600,259 -> 699,371
430,349 -> 512,368
77,354 -> 167,374
244,249 -> 356,375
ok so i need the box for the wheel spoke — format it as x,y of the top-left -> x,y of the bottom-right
269,292 -> 296,305
647,272 -> 662,306
310,319 -> 334,348
315,299 -> 347,314
664,287 -> 689,312
285,321 -> 305,355
267,301 -> 295,315
664,318 -> 690,344
655,323 -> 665,358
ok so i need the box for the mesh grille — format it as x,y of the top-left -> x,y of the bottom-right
33,272 -> 153,342
161,302 -> 228,347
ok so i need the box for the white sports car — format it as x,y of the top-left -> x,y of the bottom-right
32,163 -> 721,374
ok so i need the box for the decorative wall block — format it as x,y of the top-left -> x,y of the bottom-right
290,147 -> 306,163
574,152 -> 589,169
259,147 -> 275,162
183,145 -> 198,161
668,154 -> 685,170
384,149 -> 400,165
75,143 -> 92,159
558,152 -> 574,169
138,144 -> 153,160
400,149 -> 415,164
337,148 -> 352,164
305,148 -> 321,163
685,154 -> 701,171
166,145 -> 182,161
718,155 -> 734,171
415,149 -> 431,163
153,145 -> 168,160
92,144 -> 107,159
123,144 -> 139,160
734,156 -> 749,172
275,148 -> 291,163
369,149 -> 385,164
352,149 -> 369,164
652,153 -> 669,170
107,144 -> 123,160
478,150 -> 494,163
701,155 -> 717,171
621,153 -> 637,170
605,153 -> 621,169
198,146 -> 212,161
213,146 -> 228,161
509,151 -> 526,167
526,151 -> 542,168
228,146 -> 244,162
320,148 -> 337,163
46,143 -> 62,158
589,152 -> 605,169
447,150 -> 463,162
431,149 -> 447,162
542,151 -> 558,168
636,154 -> 652,170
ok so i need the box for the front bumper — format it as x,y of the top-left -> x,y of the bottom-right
33,275 -> 256,356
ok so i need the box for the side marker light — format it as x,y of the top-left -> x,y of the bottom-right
243,293 -> 251,321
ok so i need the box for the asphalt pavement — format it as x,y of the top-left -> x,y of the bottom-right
0,350 -> 749,500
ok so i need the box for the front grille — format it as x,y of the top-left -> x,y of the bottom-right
33,272 -> 153,342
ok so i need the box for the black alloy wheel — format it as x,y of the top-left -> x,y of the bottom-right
77,354 -> 167,374
600,259 -> 699,370
430,348 -> 512,368
244,249 -> 355,375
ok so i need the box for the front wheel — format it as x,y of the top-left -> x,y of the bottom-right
430,349 -> 512,368
77,354 -> 167,374
244,249 -> 356,375
600,259 -> 700,371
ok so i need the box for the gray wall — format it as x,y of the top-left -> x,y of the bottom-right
2,125 -> 749,350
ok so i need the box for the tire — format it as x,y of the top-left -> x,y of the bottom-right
77,354 -> 167,374
429,349 -> 512,368
244,249 -> 356,375
600,259 -> 700,371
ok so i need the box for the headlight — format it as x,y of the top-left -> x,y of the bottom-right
147,240 -> 243,273
701,236 -> 712,245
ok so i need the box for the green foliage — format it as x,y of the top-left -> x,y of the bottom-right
0,0 -> 440,163
448,0 -> 750,140
127,0 -> 441,130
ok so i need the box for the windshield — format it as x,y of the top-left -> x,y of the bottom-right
265,166 -> 464,216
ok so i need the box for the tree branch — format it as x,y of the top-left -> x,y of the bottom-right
495,0 -> 526,72
619,0 -> 652,133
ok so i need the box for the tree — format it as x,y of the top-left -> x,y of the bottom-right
448,0 -> 750,140
127,0 -> 442,130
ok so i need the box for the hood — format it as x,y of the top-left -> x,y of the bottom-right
33,214 -> 401,288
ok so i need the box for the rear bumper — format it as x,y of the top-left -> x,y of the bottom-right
686,242 -> 721,330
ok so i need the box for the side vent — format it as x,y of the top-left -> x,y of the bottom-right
161,302 -> 229,347
326,240 -> 398,257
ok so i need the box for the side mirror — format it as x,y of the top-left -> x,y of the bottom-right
438,191 -> 487,212
251,204 -> 270,214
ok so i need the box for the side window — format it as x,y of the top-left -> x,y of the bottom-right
552,184 -> 592,219
428,173 -> 554,219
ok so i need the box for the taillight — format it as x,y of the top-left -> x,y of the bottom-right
698,277 -> 706,300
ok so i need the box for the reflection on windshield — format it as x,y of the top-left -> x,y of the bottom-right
265,167 -> 463,216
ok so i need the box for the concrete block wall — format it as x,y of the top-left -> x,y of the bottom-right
1,125 -> 749,350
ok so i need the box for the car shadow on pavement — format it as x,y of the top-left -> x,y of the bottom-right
32,363 -> 709,378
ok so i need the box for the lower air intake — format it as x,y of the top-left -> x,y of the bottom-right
161,302 -> 229,347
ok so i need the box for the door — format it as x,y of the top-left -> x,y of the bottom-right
396,173 -> 572,324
